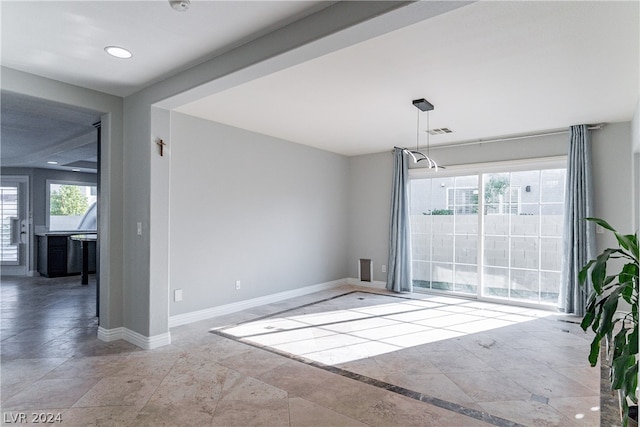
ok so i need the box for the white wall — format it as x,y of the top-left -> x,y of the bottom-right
169,113 -> 349,315
347,123 -> 635,281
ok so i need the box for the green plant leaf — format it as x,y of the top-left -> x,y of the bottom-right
612,353 -> 635,389
579,260 -> 595,285
629,326 -> 638,355
624,362 -> 638,403
615,232 -> 636,252
591,249 -> 621,293
585,217 -> 615,232
597,288 -> 621,336
588,335 -> 601,366
580,310 -> 595,331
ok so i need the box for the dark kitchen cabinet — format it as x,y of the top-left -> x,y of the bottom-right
37,235 -> 68,277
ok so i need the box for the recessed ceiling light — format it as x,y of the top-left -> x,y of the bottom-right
47,161 -> 58,165
169,0 -> 190,12
104,46 -> 132,59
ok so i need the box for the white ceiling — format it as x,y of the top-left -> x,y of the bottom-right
0,0 -> 330,170
176,1 -> 640,156
1,1 -> 639,164
1,0 -> 331,97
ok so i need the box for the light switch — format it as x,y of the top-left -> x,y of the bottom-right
174,289 -> 183,302
137,222 -> 142,236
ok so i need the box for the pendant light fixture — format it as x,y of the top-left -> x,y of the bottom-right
401,98 -> 443,170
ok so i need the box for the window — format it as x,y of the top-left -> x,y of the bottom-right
410,158 -> 566,307
47,181 -> 97,231
446,187 -> 478,214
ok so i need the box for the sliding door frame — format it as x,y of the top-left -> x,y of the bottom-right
409,156 -> 567,310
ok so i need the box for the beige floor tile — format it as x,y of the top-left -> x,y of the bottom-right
423,349 -> 496,373
217,346 -> 290,377
2,378 -> 99,410
552,366 -> 600,392
288,397 -> 368,427
255,359 -> 340,398
220,369 -> 288,401
72,375 -> 165,408
1,357 -> 68,386
446,370 -> 531,402
548,395 -> 601,426
211,398 -> 289,427
43,354 -> 134,380
59,405 -> 143,427
502,366 -> 598,399
134,402 -> 215,427
478,399 -> 574,427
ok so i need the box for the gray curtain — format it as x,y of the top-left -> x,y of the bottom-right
387,147 -> 413,293
559,125 -> 596,315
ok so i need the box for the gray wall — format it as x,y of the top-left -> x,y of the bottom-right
591,122 -> 634,248
347,122 -> 635,281
347,152 -> 393,283
169,113 -> 349,315
632,100 -> 640,231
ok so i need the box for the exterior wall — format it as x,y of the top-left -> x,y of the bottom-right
411,215 -> 563,274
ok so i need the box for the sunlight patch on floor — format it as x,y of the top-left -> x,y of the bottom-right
216,292 -> 556,365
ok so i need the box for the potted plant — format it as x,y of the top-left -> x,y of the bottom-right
579,218 -> 638,427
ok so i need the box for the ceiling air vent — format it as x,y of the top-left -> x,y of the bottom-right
427,128 -> 453,135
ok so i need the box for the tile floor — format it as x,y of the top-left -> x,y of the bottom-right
1,276 -> 602,426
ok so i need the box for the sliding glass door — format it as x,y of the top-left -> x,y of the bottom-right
410,175 -> 478,296
482,169 -> 566,304
409,160 -> 566,308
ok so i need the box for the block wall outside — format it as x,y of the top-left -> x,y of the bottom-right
411,214 -> 564,296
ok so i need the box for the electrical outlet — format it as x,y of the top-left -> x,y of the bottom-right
174,289 -> 183,302
235,280 -> 241,290
381,264 -> 387,273
596,225 -> 604,234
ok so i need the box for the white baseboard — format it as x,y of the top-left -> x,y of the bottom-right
97,326 -> 171,350
169,278 -> 347,328
97,326 -> 123,342
123,329 -> 171,350
346,277 -> 387,289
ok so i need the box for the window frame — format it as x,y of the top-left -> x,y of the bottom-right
46,179 -> 97,232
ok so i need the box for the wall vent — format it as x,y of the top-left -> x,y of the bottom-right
359,259 -> 372,282
427,128 -> 453,135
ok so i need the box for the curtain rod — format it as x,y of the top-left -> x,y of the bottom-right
394,124 -> 604,153
430,124 -> 604,150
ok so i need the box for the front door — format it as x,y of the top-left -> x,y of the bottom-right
1,176 -> 29,276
